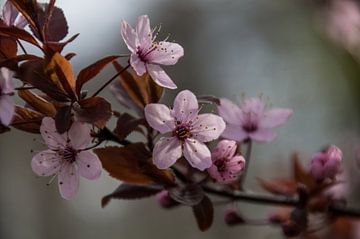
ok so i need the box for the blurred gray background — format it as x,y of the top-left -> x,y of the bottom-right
1,0 -> 360,238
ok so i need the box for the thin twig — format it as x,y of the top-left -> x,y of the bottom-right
91,64 -> 130,97
16,39 -> 28,55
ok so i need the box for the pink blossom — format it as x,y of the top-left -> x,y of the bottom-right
156,190 -> 178,209
310,145 -> 342,181
224,207 -> 244,226
207,140 -> 245,183
121,15 -> 184,89
144,90 -> 225,170
0,67 -> 15,126
217,97 -> 293,143
1,1 -> 27,28
31,117 -> 102,200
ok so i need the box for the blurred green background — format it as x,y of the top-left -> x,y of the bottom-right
1,0 -> 360,238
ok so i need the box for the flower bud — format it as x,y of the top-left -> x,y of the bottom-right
310,145 -> 342,181
224,208 -> 245,226
156,190 -> 179,209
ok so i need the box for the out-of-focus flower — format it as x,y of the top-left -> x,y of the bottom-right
0,67 -> 15,126
121,15 -> 184,89
207,140 -> 245,183
156,190 -> 179,209
324,0 -> 360,56
1,0 -> 27,28
144,90 -> 225,170
224,207 -> 244,226
31,117 -> 102,200
310,145 -> 342,181
217,97 -> 293,143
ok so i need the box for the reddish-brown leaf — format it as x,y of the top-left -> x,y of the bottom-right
192,195 -> 214,232
113,113 -> 145,140
0,26 -> 41,49
111,62 -> 164,115
292,153 -> 317,191
43,33 -> 79,56
18,90 -> 56,116
101,184 -> 162,208
45,52 -> 77,100
94,143 -> 175,186
76,55 -> 120,96
40,3 -> 68,42
9,0 -> 39,33
11,106 -> 43,133
54,105 -> 72,134
74,96 -> 112,128
257,178 -> 298,196
18,59 -> 69,102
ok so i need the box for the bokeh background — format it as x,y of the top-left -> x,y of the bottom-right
1,0 -> 360,238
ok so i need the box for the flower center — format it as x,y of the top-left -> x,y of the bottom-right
173,122 -> 192,141
214,159 -> 227,172
61,146 -> 78,163
242,121 -> 258,133
136,44 -> 158,62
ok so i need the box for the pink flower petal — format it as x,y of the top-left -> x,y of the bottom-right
192,113 -> 226,142
211,140 -> 237,159
0,67 -> 14,94
172,90 -> 198,120
183,139 -> 212,171
218,98 -> 242,125
229,156 -> 246,172
40,117 -> 67,149
130,54 -> 146,76
249,128 -> 276,142
76,151 -> 102,180
136,15 -> 152,48
259,108 -> 293,128
0,95 -> 14,126
241,97 -> 265,116
121,20 -> 137,52
147,64 -> 177,89
221,124 -> 248,142
144,103 -> 175,134
147,41 -> 184,65
153,137 -> 182,169
31,149 -> 61,177
68,121 -> 91,150
58,163 -> 79,200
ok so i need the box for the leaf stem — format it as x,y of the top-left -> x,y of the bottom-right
91,64 -> 130,97
17,39 -> 28,55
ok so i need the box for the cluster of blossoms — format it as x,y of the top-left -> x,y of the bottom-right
0,0 -> 355,237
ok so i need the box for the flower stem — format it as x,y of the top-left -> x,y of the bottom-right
91,64 -> 130,97
239,139 -> 252,189
17,39 -> 27,55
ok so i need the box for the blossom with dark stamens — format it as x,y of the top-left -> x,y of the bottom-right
31,117 -> 102,200
144,90 -> 225,170
0,67 -> 15,126
121,15 -> 184,89
207,140 -> 245,184
217,97 -> 293,143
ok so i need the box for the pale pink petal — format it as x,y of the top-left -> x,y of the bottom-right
121,20 -> 137,52
153,137 -> 182,169
183,139 -> 212,171
172,90 -> 198,120
211,140 -> 237,159
192,113 -> 226,142
31,149 -> 61,177
144,103 -> 175,133
249,128 -> 276,142
136,15 -> 152,48
0,67 -> 14,94
58,163 -> 79,200
259,108 -> 293,128
229,156 -> 246,172
68,121 -> 91,150
40,117 -> 67,149
0,95 -> 14,126
130,54 -> 146,76
147,41 -> 184,65
221,124 -> 248,142
217,98 -> 242,125
14,15 -> 27,29
76,151 -> 102,180
242,98 -> 265,116
147,64 -> 177,89
2,1 -> 16,26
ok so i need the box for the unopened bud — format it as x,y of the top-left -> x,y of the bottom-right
156,190 -> 178,209
224,208 -> 245,226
